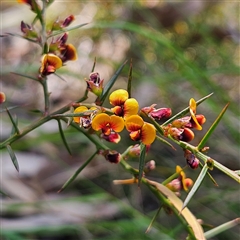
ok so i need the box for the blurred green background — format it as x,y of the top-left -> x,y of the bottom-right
1,1 -> 239,240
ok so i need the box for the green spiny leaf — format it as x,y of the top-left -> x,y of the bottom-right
29,109 -> 43,115
91,57 -> 97,72
145,206 -> 162,233
58,150 -> 98,192
57,120 -> 72,155
53,110 -> 96,118
6,145 -> 19,172
96,60 -> 127,106
198,103 -> 229,150
204,218 -> 240,239
48,23 -> 89,38
54,72 -> 67,82
127,59 -> 133,98
181,163 -> 208,211
11,72 -> 39,82
0,188 -> 10,198
0,105 -> 19,113
10,114 -> 18,136
5,33 -> 39,43
6,108 -> 20,135
155,135 -> 176,150
138,143 -> 146,186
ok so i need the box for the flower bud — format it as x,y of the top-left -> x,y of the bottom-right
0,92 -> 6,104
57,33 -> 68,46
144,160 -> 156,172
184,178 -> 193,189
104,150 -> 121,164
150,108 -> 172,120
20,21 -> 38,39
180,128 -> 195,142
166,179 -> 181,192
185,150 -> 199,169
141,105 -> 171,120
141,104 -> 157,114
86,72 -> 104,97
61,15 -> 75,28
128,144 -> 141,158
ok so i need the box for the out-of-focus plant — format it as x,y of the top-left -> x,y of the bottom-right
1,1 -> 239,240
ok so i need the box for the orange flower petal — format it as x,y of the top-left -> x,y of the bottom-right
189,98 -> 197,114
47,53 -> 63,69
176,165 -> 188,191
190,110 -> 202,130
176,165 -> 182,174
63,44 -> 78,61
109,89 -> 129,106
129,130 -> 141,141
125,115 -> 144,132
73,106 -> 88,123
91,113 -> 110,131
189,98 -> 202,130
123,98 -> 139,118
39,54 -> 48,73
40,54 -> 62,74
109,115 -> 125,132
140,122 -> 156,145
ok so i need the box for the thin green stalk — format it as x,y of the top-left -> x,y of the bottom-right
58,149 -> 98,192
0,99 -> 107,151
168,136 -> 240,183
41,78 -> 50,116
196,152 -> 240,183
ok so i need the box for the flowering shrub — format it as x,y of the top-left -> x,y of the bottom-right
1,1 -> 239,240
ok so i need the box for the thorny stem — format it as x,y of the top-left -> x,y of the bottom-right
169,136 -> 240,183
0,92 -> 100,151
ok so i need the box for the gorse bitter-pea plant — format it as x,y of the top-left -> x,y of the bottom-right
1,1 -> 240,240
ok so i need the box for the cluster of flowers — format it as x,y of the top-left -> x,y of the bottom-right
73,87 -> 158,145
18,0 -> 77,78
74,72 -> 206,148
